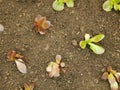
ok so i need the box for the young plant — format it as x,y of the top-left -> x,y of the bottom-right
103,0 -> 120,12
102,66 -> 120,90
7,50 -> 27,74
52,0 -> 74,11
46,55 -> 65,78
24,82 -> 35,90
79,33 -> 105,54
34,15 -> 52,35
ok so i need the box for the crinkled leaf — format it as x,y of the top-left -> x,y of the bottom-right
15,59 -> 27,74
103,0 -> 113,12
52,0 -> 64,11
79,41 -> 86,49
90,34 -> 105,43
88,43 -> 105,54
66,0 -> 74,7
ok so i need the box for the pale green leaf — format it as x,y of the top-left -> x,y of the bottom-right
66,0 -> 74,7
90,34 -> 105,43
103,0 -> 113,12
88,43 -> 105,54
79,41 -> 86,49
52,0 -> 64,11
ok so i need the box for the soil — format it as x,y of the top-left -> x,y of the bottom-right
0,0 -> 120,90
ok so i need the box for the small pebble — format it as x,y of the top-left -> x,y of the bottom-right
72,40 -> 78,46
0,24 -> 4,32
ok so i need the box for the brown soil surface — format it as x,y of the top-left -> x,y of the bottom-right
0,0 -> 120,90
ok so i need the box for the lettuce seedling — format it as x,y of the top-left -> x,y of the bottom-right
52,0 -> 74,11
103,0 -> 120,12
7,50 -> 27,74
24,82 -> 35,90
46,55 -> 65,78
79,33 -> 105,54
102,66 -> 120,90
34,15 -> 52,35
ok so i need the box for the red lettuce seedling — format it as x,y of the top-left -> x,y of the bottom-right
46,55 -> 65,78
52,0 -> 75,11
7,50 -> 27,74
79,33 -> 105,54
34,15 -> 52,35
102,66 -> 120,90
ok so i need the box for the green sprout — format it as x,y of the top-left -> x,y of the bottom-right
79,33 -> 105,54
52,0 -> 74,11
103,0 -> 120,12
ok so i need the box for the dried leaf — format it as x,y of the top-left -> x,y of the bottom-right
15,59 -> 27,74
7,51 -> 23,61
7,50 -> 16,61
24,82 -> 34,90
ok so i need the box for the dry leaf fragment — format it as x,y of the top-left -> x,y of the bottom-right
34,15 -> 52,34
24,82 -> 35,90
7,50 -> 23,61
15,59 -> 27,74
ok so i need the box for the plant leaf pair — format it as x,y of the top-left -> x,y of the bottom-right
7,51 -> 27,74
79,33 -> 105,54
103,0 -> 120,12
102,66 -> 120,90
52,0 -> 74,11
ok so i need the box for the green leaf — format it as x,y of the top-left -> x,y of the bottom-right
52,0 -> 64,11
79,41 -> 86,49
88,43 -> 105,54
90,34 -> 105,43
114,3 -> 119,10
66,0 -> 74,7
103,0 -> 113,12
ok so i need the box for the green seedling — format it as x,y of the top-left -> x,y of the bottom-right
52,0 -> 74,11
103,0 -> 120,12
79,33 -> 105,54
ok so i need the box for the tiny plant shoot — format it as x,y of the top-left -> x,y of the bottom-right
103,0 -> 120,12
102,66 -> 120,90
79,33 -> 105,54
7,50 -> 27,74
34,15 -> 52,35
24,82 -> 35,90
52,0 -> 75,11
46,55 -> 65,78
